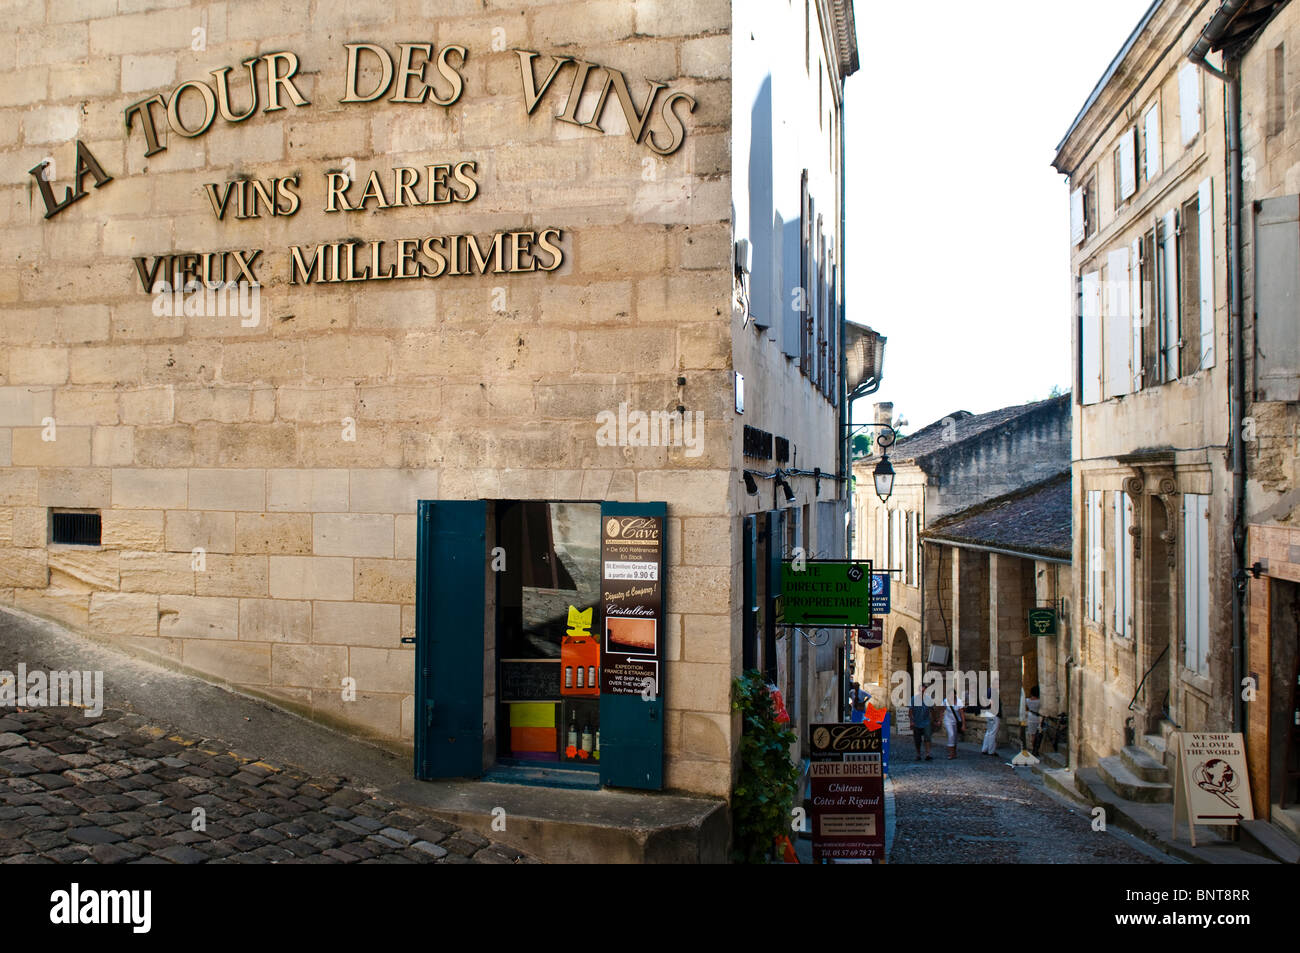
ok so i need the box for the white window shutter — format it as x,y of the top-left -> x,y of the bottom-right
1254,195 -> 1300,400
1112,491 -> 1123,630
1081,271 -> 1102,404
1131,237 -> 1143,391
1118,128 -> 1137,199
1179,64 -> 1201,145
1183,497 -> 1197,668
1090,491 -> 1105,623
1071,187 -> 1086,245
1198,178 -> 1215,369
1160,210 -> 1179,380
1106,248 -> 1132,398
1123,492 -> 1134,637
1144,103 -> 1161,181
1197,497 -> 1210,674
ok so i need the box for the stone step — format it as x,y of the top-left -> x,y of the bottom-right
1140,732 -> 1169,769
1239,820 -> 1300,864
1121,745 -> 1168,783
1098,755 -> 1172,803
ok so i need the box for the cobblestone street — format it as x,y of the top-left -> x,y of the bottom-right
0,705 -> 534,865
887,738 -> 1164,864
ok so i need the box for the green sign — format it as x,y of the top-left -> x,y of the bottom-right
1028,607 -> 1058,636
778,560 -> 873,626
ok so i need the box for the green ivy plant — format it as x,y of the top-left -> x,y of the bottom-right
730,669 -> 799,864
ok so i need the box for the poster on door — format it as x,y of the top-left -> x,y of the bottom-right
600,514 -> 664,696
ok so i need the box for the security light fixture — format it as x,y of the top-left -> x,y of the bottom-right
777,475 -> 796,505
873,455 -> 895,503
743,471 -> 759,496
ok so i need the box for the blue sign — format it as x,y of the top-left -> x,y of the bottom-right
871,572 -> 890,614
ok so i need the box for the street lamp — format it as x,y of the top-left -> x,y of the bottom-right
873,455 -> 895,503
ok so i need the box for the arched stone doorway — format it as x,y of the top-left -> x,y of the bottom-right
890,628 -> 913,704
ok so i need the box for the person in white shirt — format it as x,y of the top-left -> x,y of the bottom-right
942,692 -> 964,759
981,694 -> 1001,756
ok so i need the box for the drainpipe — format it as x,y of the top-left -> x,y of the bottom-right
1188,2 -> 1246,735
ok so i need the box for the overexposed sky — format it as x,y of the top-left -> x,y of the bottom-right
845,0 -> 1156,434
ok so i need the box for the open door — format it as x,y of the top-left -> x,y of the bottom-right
415,500 -> 487,780
598,502 -> 667,790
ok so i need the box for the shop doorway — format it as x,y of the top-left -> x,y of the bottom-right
1269,579 -> 1300,822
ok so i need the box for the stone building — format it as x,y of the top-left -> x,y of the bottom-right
850,395 -> 1071,729
1052,0 -> 1236,786
0,0 -> 867,822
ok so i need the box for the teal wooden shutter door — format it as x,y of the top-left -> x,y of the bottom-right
742,514 -> 758,670
415,499 -> 486,780
598,501 -> 666,791
765,509 -> 784,683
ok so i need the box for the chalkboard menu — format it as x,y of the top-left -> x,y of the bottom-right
500,660 -> 562,702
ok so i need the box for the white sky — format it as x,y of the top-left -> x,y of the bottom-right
845,0 -> 1156,434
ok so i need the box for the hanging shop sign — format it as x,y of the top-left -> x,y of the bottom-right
856,618 -> 883,649
870,572 -> 890,614
1172,733 -> 1254,845
808,723 -> 886,862
600,515 -> 664,697
1028,607 -> 1058,636
778,560 -> 873,627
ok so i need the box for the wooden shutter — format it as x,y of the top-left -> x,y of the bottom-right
1118,128 -> 1137,200
743,514 -> 758,670
1081,271 -> 1102,404
1141,230 -> 1160,385
1198,178 -> 1215,369
1183,495 -> 1209,675
1179,63 -> 1201,145
1088,490 -> 1104,622
1160,210 -> 1180,380
1180,195 -> 1201,376
1254,194 -> 1300,401
1071,187 -> 1086,245
1131,237 -> 1144,391
1106,248 -> 1132,398
1143,102 -> 1161,182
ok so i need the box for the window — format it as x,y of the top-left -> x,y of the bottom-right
1105,247 -> 1132,399
1086,490 -> 1104,623
911,511 -> 920,588
51,511 -> 101,546
1114,127 -> 1137,204
1253,194 -> 1300,401
1139,230 -> 1159,387
1177,180 -> 1215,375
1071,187 -> 1086,246
1112,491 -> 1134,638
1143,102 -> 1161,182
1070,173 -> 1099,247
1159,208 -> 1179,380
1179,63 -> 1202,145
1269,44 -> 1286,138
1183,494 -> 1210,675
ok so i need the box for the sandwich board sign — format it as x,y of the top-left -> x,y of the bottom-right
808,723 -> 885,862
1171,732 -> 1253,846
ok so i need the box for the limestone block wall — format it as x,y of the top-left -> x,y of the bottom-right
0,0 -> 749,797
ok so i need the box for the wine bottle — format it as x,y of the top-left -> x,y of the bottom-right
581,722 -> 593,754
567,710 -> 577,753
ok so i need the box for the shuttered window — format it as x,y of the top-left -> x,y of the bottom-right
1253,194 -> 1300,401
1143,102 -> 1161,182
1183,494 -> 1210,675
1071,187 -> 1086,245
1087,490 -> 1104,623
1081,271 -> 1102,404
1179,63 -> 1202,145
1159,209 -> 1180,381
1116,127 -> 1137,202
1130,236 -> 1144,392
1197,178 -> 1215,369
1106,247 -> 1132,398
1180,194 -> 1201,376
1113,491 -> 1134,638
1140,230 -> 1160,386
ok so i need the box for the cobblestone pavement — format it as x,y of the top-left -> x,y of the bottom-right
0,705 -> 536,864
887,738 -> 1162,864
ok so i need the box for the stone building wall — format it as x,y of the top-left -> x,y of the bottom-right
0,0 -> 772,798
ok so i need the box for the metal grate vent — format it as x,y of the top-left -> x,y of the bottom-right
51,511 -> 101,546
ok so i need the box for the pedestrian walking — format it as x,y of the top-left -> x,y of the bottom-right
1024,685 -> 1043,756
909,689 -> 932,760
848,681 -> 869,723
981,693 -> 1001,756
942,692 -> 964,759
